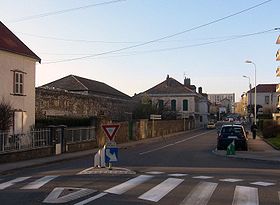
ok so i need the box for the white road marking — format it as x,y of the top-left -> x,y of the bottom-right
74,193 -> 107,205
232,186 -> 259,205
180,182 -> 217,205
77,167 -> 93,175
250,182 -> 275,187
168,174 -> 188,177
139,131 -> 211,155
43,187 -> 96,204
219,178 -> 243,183
138,178 -> 184,202
22,175 -> 58,189
145,171 -> 164,175
104,175 -> 153,195
192,176 -> 213,179
0,177 -> 31,190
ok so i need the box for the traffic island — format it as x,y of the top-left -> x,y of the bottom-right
77,167 -> 136,175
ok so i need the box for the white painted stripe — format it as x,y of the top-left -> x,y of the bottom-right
180,182 -> 217,205
77,167 -> 93,175
43,187 -> 96,204
232,186 -> 259,205
0,177 -> 31,190
138,178 -> 184,202
219,178 -> 243,183
74,193 -> 107,205
21,175 -> 58,189
139,131 -> 211,155
192,176 -> 213,179
105,175 -> 153,195
250,182 -> 275,187
145,171 -> 164,175
168,174 -> 188,177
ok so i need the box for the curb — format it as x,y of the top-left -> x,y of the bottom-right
212,149 -> 280,163
262,138 -> 280,150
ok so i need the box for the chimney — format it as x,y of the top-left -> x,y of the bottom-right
184,77 -> 190,86
198,87 -> 202,94
166,74 -> 170,86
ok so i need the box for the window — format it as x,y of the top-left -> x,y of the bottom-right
158,100 -> 164,110
13,71 -> 24,95
171,99 -> 176,111
183,99 -> 188,111
265,96 -> 269,104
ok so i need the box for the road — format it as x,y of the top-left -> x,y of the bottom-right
0,129 -> 280,204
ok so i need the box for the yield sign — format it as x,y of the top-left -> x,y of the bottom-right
102,124 -> 120,141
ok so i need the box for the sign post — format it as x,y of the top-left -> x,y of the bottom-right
102,124 -> 120,169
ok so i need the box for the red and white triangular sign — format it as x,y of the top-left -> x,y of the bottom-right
102,124 -> 120,141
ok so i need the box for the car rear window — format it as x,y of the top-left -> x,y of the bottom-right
220,126 -> 245,138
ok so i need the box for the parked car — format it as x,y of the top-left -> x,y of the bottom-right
207,121 -> 216,129
217,124 -> 248,151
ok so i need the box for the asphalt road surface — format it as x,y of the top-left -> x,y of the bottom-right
1,129 -> 280,205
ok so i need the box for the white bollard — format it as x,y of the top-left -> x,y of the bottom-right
94,149 -> 101,167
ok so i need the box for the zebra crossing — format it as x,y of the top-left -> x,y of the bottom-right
0,175 -> 58,190
80,174 -> 279,205
0,174 -> 279,204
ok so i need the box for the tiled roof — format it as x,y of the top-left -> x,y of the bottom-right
249,84 -> 277,93
41,75 -> 131,99
0,21 -> 41,62
144,77 -> 195,95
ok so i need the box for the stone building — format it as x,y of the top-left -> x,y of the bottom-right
36,75 -> 136,121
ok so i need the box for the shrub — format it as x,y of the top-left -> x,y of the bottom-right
0,99 -> 13,131
35,117 -> 95,128
261,119 -> 280,138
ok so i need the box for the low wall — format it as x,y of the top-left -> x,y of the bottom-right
0,147 -> 53,163
66,140 -> 97,153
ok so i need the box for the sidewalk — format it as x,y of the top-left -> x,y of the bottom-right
0,130 -> 279,175
213,134 -> 280,162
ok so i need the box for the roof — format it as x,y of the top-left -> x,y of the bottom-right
144,76 -> 196,95
0,21 -> 41,62
40,75 -> 131,99
248,84 -> 277,93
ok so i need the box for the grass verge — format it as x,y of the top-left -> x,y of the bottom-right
266,134 -> 280,149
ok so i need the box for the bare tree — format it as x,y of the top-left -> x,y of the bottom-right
0,98 -> 13,131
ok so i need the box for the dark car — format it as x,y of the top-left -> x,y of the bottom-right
217,124 -> 248,151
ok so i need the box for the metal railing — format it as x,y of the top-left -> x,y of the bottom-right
0,129 -> 51,153
65,126 -> 96,143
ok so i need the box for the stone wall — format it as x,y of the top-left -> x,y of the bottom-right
0,119 -> 195,163
36,87 -> 137,122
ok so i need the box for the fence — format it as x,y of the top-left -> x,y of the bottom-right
0,129 -> 51,153
65,126 -> 96,143
0,126 -> 96,154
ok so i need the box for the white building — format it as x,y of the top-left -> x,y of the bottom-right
245,84 -> 279,115
136,75 -> 209,128
0,21 -> 41,133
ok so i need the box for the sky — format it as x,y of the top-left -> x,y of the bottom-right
1,0 -> 279,101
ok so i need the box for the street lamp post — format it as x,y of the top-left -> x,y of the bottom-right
245,60 -> 257,124
243,75 -> 252,122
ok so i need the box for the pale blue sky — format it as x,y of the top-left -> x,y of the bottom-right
1,0 -> 279,100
